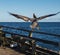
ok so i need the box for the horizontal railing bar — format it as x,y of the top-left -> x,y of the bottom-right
0,25 -> 60,37
0,30 -> 59,46
25,43 -> 59,55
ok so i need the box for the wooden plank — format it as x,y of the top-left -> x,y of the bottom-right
0,30 -> 59,46
25,43 -> 59,55
0,25 -> 60,37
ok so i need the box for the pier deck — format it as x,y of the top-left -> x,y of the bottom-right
0,47 -> 24,55
0,25 -> 60,55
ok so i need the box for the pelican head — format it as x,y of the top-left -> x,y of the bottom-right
33,13 -> 37,18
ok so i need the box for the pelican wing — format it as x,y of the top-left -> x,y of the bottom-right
37,12 -> 60,20
9,12 -> 31,21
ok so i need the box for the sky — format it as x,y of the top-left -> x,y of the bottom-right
0,0 -> 60,22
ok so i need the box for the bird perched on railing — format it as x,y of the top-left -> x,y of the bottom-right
9,12 -> 60,30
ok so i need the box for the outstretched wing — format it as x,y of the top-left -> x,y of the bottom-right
9,12 -> 31,21
37,12 -> 60,20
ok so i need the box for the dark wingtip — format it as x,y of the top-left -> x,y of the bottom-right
8,12 -> 12,15
56,12 -> 60,14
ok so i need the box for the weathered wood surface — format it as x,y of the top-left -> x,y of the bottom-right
0,30 -> 59,46
25,43 -> 59,55
0,25 -> 60,55
0,25 -> 60,37
0,47 -> 24,55
0,30 -> 59,55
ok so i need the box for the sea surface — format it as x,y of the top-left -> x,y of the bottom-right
0,22 -> 60,52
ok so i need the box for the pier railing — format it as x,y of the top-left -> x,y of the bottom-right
0,25 -> 60,55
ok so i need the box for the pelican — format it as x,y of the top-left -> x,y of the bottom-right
9,12 -> 60,29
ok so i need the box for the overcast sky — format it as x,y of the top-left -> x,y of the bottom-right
0,0 -> 60,22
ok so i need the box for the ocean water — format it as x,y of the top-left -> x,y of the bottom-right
0,22 -> 60,51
